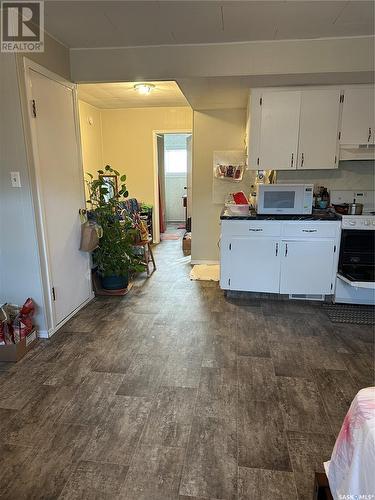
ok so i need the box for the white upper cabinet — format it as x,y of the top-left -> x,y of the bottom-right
259,91 -> 301,170
340,87 -> 375,145
298,89 -> 341,170
247,84 -> 374,170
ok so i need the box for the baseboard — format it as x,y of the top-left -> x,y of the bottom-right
38,293 -> 94,339
190,260 -> 220,265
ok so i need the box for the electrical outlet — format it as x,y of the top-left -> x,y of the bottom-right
10,171 -> 21,188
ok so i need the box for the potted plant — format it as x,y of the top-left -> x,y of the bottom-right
86,165 -> 142,290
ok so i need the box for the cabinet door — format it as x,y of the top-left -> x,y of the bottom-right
298,89 -> 340,169
280,240 -> 335,295
225,237 -> 280,292
259,91 -> 301,170
340,87 -> 375,145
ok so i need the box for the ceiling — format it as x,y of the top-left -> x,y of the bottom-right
45,1 -> 374,49
77,81 -> 189,108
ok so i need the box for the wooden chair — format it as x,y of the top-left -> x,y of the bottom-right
134,237 -> 156,277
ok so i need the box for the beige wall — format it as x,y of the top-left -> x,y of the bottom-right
191,109 -> 246,263
79,101 -> 103,179
100,107 -> 192,205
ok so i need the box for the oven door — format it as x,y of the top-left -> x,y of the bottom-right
257,185 -> 303,214
338,229 -> 375,287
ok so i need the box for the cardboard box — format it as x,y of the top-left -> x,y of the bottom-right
0,329 -> 37,362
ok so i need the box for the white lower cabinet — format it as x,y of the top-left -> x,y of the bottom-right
221,237 -> 280,293
220,220 -> 340,295
279,240 -> 335,295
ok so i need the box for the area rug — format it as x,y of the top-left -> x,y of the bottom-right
323,303 -> 375,325
160,233 -> 180,240
190,264 -> 220,281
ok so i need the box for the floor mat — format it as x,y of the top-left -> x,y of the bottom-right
190,264 -> 220,281
160,233 -> 180,240
177,224 -> 186,229
323,303 -> 375,325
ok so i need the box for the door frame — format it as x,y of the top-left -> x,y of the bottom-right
152,129 -> 192,243
21,57 -> 93,337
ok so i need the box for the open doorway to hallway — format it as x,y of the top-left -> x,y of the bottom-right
155,133 -> 192,241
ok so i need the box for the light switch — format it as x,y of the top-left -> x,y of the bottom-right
10,171 -> 21,188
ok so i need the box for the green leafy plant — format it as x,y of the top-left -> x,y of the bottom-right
86,165 -> 142,277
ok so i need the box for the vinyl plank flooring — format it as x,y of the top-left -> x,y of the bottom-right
116,354 -> 166,397
179,416 -> 237,500
82,396 -> 152,465
287,431 -> 335,500
1,385 -> 74,446
160,353 -> 202,388
314,369 -> 359,435
341,352 -> 375,389
269,341 -> 313,379
299,337 -> 347,371
202,333 -> 237,368
238,467 -> 298,500
195,367 -> 237,421
238,398 -> 292,472
120,444 -> 185,500
1,424 -> 91,500
277,376 -> 331,434
61,372 -> 124,425
238,356 -> 279,401
58,461 -> 129,499
141,386 -> 197,448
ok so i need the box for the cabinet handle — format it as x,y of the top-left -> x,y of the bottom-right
302,229 -> 317,233
249,228 -> 263,232
275,243 -> 278,256
290,153 -> 294,168
285,243 -> 288,257
300,153 -> 304,168
369,127 -> 372,142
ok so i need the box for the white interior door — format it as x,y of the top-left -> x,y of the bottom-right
280,240 -> 334,294
228,237 -> 280,292
340,87 -> 375,145
29,68 -> 91,326
298,89 -> 341,169
259,91 -> 301,170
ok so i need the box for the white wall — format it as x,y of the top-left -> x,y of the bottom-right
71,36 -> 374,83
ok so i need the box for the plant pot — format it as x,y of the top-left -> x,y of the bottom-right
101,274 -> 128,290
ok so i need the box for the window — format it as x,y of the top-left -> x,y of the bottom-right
165,149 -> 187,174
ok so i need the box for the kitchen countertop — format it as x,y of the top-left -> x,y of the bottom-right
220,209 -> 342,221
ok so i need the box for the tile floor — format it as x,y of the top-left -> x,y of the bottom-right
0,224 -> 373,499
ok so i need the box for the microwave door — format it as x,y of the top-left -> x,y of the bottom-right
259,188 -> 299,214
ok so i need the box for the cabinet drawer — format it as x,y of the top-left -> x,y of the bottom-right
282,222 -> 339,238
221,220 -> 282,237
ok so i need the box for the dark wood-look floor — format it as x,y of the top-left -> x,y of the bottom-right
0,224 -> 374,500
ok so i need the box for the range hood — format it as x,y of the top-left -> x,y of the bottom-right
340,144 -> 375,161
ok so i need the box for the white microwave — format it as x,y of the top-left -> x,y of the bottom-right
257,184 -> 314,215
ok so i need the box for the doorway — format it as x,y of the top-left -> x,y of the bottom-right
154,132 -> 192,242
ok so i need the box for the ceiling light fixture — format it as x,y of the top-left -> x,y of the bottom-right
134,83 -> 155,95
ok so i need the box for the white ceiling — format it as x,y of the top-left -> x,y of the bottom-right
78,81 -> 189,108
45,1 -> 374,49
